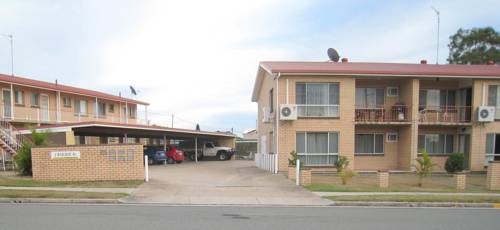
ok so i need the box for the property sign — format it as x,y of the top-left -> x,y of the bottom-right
50,151 -> 81,159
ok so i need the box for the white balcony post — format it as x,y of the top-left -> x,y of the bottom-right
195,137 -> 198,163
56,91 -> 61,123
10,84 -> 14,119
296,159 -> 300,186
95,97 -> 98,120
145,105 -> 148,125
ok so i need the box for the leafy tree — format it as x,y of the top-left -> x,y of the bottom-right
414,149 -> 437,187
14,129 -> 50,176
444,153 -> 465,174
288,151 -> 300,167
448,27 -> 500,64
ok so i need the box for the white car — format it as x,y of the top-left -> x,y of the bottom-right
186,142 -> 235,161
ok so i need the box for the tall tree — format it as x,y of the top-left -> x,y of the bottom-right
448,27 -> 500,64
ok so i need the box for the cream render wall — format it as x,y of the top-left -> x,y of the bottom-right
256,72 -> 276,159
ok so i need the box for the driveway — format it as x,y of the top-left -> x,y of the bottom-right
123,160 -> 330,205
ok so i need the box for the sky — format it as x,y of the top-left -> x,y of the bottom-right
1,0 -> 500,135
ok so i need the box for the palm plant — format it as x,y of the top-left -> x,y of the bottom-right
414,149 -> 436,187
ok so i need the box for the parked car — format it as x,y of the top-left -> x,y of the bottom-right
143,147 -> 167,165
183,141 -> 235,161
165,144 -> 185,164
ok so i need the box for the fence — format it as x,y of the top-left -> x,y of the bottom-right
255,152 -> 276,173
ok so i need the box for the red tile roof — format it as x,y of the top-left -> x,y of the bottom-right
0,73 -> 149,105
259,61 -> 500,77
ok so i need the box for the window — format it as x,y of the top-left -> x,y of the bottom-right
63,96 -> 71,107
269,89 -> 274,113
356,88 -> 384,108
355,134 -> 384,154
14,91 -> 23,105
387,87 -> 399,97
296,83 -> 339,117
387,133 -> 398,142
296,132 -> 338,165
108,104 -> 114,113
30,93 -> 40,107
485,133 -> 500,164
419,89 -> 456,109
97,102 -> 106,117
74,100 -> 87,115
418,134 -> 454,154
488,85 -> 500,119
129,106 -> 136,118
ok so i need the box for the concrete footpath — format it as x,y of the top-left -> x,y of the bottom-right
0,186 -> 136,194
314,192 -> 500,197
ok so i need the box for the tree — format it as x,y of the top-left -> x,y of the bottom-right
448,27 -> 500,64
414,149 -> 437,187
444,153 -> 465,174
14,129 -> 50,176
334,156 -> 357,185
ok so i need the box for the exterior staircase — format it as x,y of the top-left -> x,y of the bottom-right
0,119 -> 27,170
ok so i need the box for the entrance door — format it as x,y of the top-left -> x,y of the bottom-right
458,134 -> 470,170
40,94 -> 49,121
2,90 -> 11,119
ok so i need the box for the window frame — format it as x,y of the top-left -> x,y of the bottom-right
419,89 -> 456,109
355,133 -> 385,155
355,87 -> 385,108
14,90 -> 24,105
296,131 -> 339,166
295,82 -> 340,118
386,87 -> 399,97
485,133 -> 500,164
386,132 -> 399,142
417,134 -> 454,155
269,88 -> 274,113
74,99 -> 88,116
108,104 -> 115,113
30,93 -> 40,107
63,96 -> 72,108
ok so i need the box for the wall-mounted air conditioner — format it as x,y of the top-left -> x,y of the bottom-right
477,106 -> 495,122
279,104 -> 297,121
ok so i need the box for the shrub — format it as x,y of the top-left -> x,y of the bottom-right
13,129 -> 50,176
288,151 -> 300,167
14,143 -> 33,176
414,149 -> 436,187
334,156 -> 349,173
444,153 -> 465,174
339,170 -> 357,185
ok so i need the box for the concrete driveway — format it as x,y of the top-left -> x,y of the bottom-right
123,160 -> 330,205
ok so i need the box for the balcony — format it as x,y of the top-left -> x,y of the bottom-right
297,104 -> 339,118
355,105 -> 409,124
418,106 -> 471,124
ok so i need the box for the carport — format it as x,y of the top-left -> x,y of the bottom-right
20,121 -> 236,162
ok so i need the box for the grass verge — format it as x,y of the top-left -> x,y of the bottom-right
0,189 -> 128,199
0,177 -> 143,188
326,195 -> 500,203
305,183 -> 493,193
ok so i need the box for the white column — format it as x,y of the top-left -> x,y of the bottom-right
56,91 -> 61,122
119,102 -> 122,123
163,135 -> 166,151
296,160 -> 300,186
94,97 -> 98,119
195,137 -> 198,163
145,105 -> 148,125
144,155 -> 149,182
125,102 -> 128,124
10,84 -> 14,119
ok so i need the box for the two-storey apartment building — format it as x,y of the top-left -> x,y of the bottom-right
0,73 -> 148,128
251,60 -> 500,173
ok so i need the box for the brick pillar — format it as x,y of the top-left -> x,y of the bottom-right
300,169 -> 312,186
454,173 -> 466,190
377,171 -> 389,188
487,161 -> 500,190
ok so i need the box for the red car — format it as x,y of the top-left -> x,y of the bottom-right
165,145 -> 185,164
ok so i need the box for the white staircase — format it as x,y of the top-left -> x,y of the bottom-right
0,119 -> 26,170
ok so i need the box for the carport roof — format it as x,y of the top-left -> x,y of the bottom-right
18,121 -> 236,139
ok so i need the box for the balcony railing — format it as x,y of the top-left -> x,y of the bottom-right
0,105 -> 146,125
355,105 -> 409,123
297,104 -> 339,118
418,106 -> 471,123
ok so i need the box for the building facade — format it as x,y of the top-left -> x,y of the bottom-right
252,61 -> 500,172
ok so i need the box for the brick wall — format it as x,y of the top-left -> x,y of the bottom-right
487,161 -> 500,190
32,144 -> 144,181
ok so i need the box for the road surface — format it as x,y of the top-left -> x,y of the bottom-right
0,204 -> 498,230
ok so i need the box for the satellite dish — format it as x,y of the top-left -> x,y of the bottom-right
327,48 -> 340,62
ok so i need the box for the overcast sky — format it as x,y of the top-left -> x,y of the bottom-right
1,0 -> 499,135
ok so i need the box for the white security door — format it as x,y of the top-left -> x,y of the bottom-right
2,90 -> 11,119
40,95 -> 49,121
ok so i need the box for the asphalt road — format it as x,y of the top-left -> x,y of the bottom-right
0,204 -> 499,230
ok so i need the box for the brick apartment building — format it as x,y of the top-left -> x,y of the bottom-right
251,60 -> 500,172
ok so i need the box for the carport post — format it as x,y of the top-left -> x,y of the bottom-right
163,135 -> 166,151
144,155 -> 149,182
195,137 -> 198,163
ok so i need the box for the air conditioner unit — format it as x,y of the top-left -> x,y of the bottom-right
477,106 -> 495,122
280,104 -> 297,120
262,107 -> 271,123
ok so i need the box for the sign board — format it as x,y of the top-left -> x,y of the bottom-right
50,151 -> 81,159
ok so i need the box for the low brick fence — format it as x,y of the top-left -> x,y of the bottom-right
487,161 -> 500,190
32,144 -> 144,181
